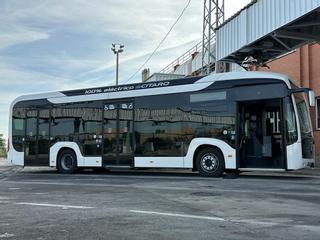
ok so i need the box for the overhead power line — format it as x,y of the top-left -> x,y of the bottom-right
124,0 -> 192,84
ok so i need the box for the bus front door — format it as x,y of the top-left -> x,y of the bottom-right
238,99 -> 285,169
103,101 -> 134,167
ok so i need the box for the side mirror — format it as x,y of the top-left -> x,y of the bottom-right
309,90 -> 315,107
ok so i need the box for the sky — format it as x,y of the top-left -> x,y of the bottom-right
0,0 -> 251,140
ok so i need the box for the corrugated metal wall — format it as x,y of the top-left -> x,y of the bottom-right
216,0 -> 320,61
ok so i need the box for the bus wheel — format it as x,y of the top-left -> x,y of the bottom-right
57,149 -> 77,174
196,148 -> 225,177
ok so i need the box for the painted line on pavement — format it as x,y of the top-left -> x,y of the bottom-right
14,202 -> 94,209
4,180 -> 320,198
130,210 -> 225,221
0,233 -> 15,238
130,209 -> 272,226
130,209 -> 320,230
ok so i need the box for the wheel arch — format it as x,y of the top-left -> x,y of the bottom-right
184,138 -> 236,170
49,142 -> 84,167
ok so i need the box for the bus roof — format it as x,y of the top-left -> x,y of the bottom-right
12,71 -> 291,106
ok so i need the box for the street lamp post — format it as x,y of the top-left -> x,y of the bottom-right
111,43 -> 124,85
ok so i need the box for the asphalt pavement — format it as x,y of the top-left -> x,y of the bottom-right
0,159 -> 320,240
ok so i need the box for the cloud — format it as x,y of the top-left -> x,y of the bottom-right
0,0 -> 252,140
0,25 -> 49,50
84,38 -> 199,75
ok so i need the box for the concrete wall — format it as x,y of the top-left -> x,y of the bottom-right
253,44 -> 320,167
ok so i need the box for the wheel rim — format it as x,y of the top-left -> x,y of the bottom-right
201,153 -> 219,172
61,154 -> 74,170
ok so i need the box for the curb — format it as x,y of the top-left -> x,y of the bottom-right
285,168 -> 320,177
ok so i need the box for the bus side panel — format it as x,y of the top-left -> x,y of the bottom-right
287,142 -> 303,170
49,142 -> 102,167
134,157 -> 184,168
8,148 -> 24,166
133,139 -> 236,169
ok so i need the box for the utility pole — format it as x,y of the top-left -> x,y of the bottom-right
111,43 -> 124,85
201,0 -> 225,75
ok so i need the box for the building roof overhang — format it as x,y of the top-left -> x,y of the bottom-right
216,0 -> 320,65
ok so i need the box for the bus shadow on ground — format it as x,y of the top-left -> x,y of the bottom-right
236,174 -> 312,181
20,168 -> 199,178
10,167 -> 315,181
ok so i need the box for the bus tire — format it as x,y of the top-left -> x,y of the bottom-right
57,149 -> 77,174
196,147 -> 225,177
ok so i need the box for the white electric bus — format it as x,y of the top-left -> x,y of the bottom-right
8,72 -> 315,177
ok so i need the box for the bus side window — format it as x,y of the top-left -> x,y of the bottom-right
12,107 -> 26,152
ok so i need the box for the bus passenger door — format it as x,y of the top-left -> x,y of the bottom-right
103,101 -> 134,166
24,110 -> 38,166
24,109 -> 50,166
118,102 -> 134,165
37,109 -> 50,165
238,100 -> 284,169
103,103 -> 118,165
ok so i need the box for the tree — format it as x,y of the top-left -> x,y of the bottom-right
0,134 -> 7,158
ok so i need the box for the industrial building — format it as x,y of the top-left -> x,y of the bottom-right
146,0 -> 320,166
